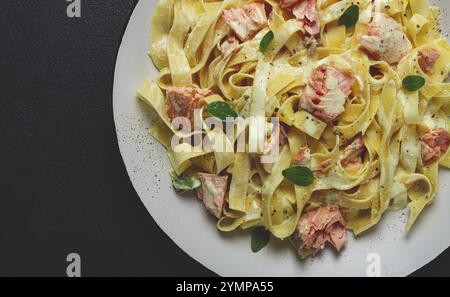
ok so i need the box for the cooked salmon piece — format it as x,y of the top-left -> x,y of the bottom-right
420,128 -> 450,164
418,48 -> 440,73
292,0 -> 320,36
340,136 -> 364,168
360,13 -> 412,64
219,34 -> 240,58
294,204 -> 347,253
279,0 -> 299,8
300,64 -> 355,122
223,2 -> 267,41
196,173 -> 229,219
278,0 -> 320,36
292,147 -> 311,165
166,87 -> 212,126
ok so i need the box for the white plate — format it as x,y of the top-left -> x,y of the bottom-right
113,0 -> 450,276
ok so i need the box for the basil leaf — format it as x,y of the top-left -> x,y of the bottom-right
251,227 -> 271,253
172,174 -> 201,191
402,75 -> 425,92
282,166 -> 315,186
259,31 -> 274,53
338,5 -> 359,28
205,101 -> 238,121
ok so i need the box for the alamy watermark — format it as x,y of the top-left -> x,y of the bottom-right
66,253 -> 81,277
66,0 -> 81,18
170,112 -> 282,164
366,253 -> 381,277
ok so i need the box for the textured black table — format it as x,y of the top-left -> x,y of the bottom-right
0,0 -> 448,276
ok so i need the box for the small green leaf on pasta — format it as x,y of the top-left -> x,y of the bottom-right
402,75 -> 426,91
282,166 -> 315,186
338,5 -> 359,28
172,174 -> 201,191
205,101 -> 238,121
251,227 -> 271,253
259,31 -> 274,53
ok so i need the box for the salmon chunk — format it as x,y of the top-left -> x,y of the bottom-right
418,48 -> 440,73
420,128 -> 450,164
279,0 -> 320,36
340,136 -> 365,169
196,173 -> 228,219
294,204 -> 347,253
223,2 -> 267,41
279,0 -> 299,8
166,87 -> 212,126
292,147 -> 311,165
360,13 -> 412,64
301,64 -> 355,122
292,0 -> 320,36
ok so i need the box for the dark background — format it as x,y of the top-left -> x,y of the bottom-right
0,0 -> 448,276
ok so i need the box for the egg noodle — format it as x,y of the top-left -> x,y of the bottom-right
137,0 -> 450,257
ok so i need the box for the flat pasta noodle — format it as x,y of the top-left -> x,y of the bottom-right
149,0 -> 175,70
167,0 -> 194,86
228,153 -> 251,211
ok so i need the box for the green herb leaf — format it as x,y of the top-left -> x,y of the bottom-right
251,227 -> 271,253
282,166 -> 315,186
259,31 -> 274,53
338,5 -> 359,28
402,75 -> 425,91
205,101 -> 238,121
172,174 -> 201,191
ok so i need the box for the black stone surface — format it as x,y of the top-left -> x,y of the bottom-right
0,0 -> 448,276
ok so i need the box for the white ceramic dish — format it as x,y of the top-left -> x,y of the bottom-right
113,0 -> 450,276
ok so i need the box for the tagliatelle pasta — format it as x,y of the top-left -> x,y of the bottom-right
138,0 -> 450,258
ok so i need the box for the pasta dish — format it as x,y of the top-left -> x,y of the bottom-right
137,0 -> 450,258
